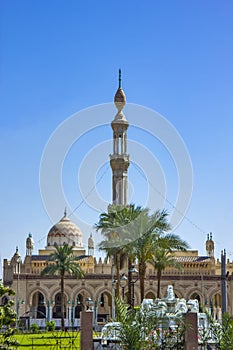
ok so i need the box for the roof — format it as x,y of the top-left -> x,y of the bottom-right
31,254 -> 89,261
174,256 -> 211,263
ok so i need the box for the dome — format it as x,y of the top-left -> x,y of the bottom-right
11,247 -> 21,270
46,215 -> 83,249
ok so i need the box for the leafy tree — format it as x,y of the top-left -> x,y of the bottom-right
220,313 -> 233,350
41,244 -> 84,330
0,281 -> 18,349
149,234 -> 189,298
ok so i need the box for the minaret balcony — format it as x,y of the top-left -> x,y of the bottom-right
110,154 -> 130,162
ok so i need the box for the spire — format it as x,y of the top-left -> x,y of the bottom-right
64,207 -> 67,217
118,68 -> 122,89
110,70 -> 130,206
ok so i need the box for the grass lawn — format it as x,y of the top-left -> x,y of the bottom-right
15,331 -> 81,349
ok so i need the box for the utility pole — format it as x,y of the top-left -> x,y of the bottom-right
221,249 -> 227,316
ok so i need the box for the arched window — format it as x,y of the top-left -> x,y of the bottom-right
52,293 -> 66,319
75,294 -> 84,318
31,291 -> 46,319
100,293 -> 104,307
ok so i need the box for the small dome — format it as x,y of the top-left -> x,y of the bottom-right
11,247 -> 21,265
46,215 -> 83,249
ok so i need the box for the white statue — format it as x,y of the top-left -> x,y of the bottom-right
167,285 -> 175,300
187,299 -> 199,313
175,298 -> 188,315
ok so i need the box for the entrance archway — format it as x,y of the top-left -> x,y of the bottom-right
52,292 -> 67,319
31,292 -> 46,319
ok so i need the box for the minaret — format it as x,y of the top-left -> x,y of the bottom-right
206,232 -> 215,258
26,233 -> 34,256
110,69 -> 130,206
88,233 -> 94,256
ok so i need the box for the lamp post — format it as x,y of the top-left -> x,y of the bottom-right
93,300 -> 98,331
129,266 -> 138,309
112,279 -> 117,319
47,300 -> 50,322
120,273 -> 128,300
16,256 -> 21,328
69,300 -> 74,330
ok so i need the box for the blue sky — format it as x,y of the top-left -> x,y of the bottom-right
0,0 -> 232,275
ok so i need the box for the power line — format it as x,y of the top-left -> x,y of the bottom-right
35,163 -> 110,245
132,162 -> 207,235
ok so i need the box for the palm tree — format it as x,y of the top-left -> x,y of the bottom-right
128,209 -> 171,302
96,206 -> 171,304
41,244 -> 84,330
149,234 -> 190,298
96,204 -> 143,300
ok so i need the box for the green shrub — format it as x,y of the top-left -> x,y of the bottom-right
29,323 -> 40,333
46,320 -> 56,332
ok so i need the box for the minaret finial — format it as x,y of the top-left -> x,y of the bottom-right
118,69 -> 122,89
64,207 -> 67,217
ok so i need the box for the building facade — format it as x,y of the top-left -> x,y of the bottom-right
2,74 -> 233,328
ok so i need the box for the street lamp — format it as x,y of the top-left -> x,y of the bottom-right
16,255 -> 21,328
120,273 -> 128,300
129,266 -> 138,309
112,279 -> 117,319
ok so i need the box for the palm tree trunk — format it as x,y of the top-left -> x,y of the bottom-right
127,258 -> 132,306
139,261 -> 146,302
61,273 -> 65,331
157,269 -> 162,298
115,253 -> 120,298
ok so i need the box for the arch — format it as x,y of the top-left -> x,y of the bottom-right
145,291 -> 156,299
211,293 -> 221,308
189,292 -> 201,302
71,287 -> 94,301
186,287 -> 203,301
74,293 -> 84,318
29,286 -> 48,306
31,291 -> 46,319
52,292 -> 67,319
173,290 -> 183,299
95,290 -> 112,322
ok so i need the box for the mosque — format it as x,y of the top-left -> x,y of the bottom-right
2,72 -> 233,328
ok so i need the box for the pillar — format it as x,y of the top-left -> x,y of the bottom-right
80,311 -> 93,350
184,312 -> 198,350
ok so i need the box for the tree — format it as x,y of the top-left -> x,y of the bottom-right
129,209 -> 171,302
96,204 -> 143,299
96,206 -> 172,303
149,234 -> 189,298
41,244 -> 84,330
0,280 -> 18,349
220,313 -> 233,350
